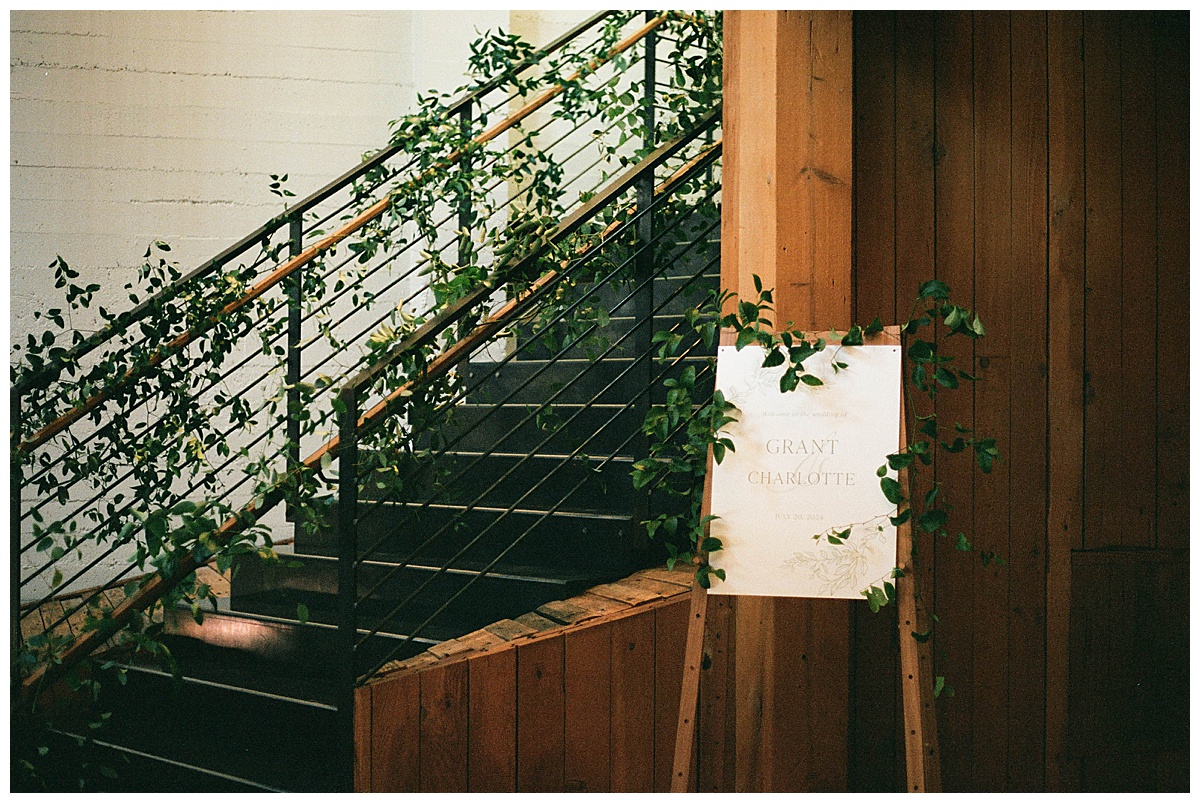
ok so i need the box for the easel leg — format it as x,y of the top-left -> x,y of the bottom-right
671,580 -> 709,792
897,549 -> 942,792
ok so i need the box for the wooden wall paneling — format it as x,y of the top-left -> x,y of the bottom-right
697,594 -> 735,792
369,672 -> 420,792
849,13 -> 901,791
1153,12 -> 1189,549
1081,12 -> 1123,550
893,14 -> 938,791
852,11 -> 897,326
970,10 -> 1013,791
1117,11 -> 1159,549
467,648 -> 517,791
516,638 -> 565,791
930,10 -> 977,792
610,611 -> 656,791
418,660 -> 468,792
564,621 -> 612,792
768,599 -> 810,790
653,599 -> 690,791
1045,9 -> 1087,792
1007,11 -> 1050,791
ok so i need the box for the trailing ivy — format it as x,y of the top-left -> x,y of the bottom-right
634,277 -> 1003,618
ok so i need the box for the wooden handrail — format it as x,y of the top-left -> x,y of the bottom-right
15,13 -> 671,457
19,127 -> 722,699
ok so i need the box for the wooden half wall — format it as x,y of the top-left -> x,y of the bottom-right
353,566 -> 702,792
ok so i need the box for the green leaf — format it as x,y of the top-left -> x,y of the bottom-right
880,477 -> 904,505
701,536 -> 723,552
296,603 -> 309,624
761,348 -> 785,368
841,325 -> 864,347
799,374 -> 823,387
955,533 -> 972,551
889,508 -> 912,526
918,279 -> 951,301
779,369 -> 800,393
735,327 -> 757,350
935,366 -> 959,389
934,676 -> 947,698
918,508 -> 947,533
876,464 -> 888,478
864,316 -> 884,336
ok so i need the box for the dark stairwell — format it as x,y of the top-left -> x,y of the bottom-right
12,12 -> 722,792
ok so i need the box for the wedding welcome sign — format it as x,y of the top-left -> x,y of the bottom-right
708,341 -> 902,598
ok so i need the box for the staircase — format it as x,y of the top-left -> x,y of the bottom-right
12,12 -> 721,792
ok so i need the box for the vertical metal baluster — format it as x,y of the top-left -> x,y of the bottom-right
287,218 -> 303,534
11,390 -> 24,650
631,13 -> 658,535
336,384 -> 360,791
457,100 -> 474,269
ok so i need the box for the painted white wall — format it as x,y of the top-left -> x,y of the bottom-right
10,9 -> 591,601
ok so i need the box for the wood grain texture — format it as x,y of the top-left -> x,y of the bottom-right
969,12 -> 1013,792
418,660 -> 468,792
1081,11 -> 1123,550
1154,12 -> 1189,550
930,10 -> 978,792
564,621 -> 612,792
610,611 -> 655,791
852,11 -> 896,327
370,671 -> 419,792
1117,11 -> 1158,549
697,594 -> 735,792
1007,12 -> 1049,791
467,648 -> 517,792
516,637 -> 564,791
354,686 -> 372,791
653,596 -> 690,792
1045,9 -> 1085,792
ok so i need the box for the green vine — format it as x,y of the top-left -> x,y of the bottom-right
634,277 -> 1003,617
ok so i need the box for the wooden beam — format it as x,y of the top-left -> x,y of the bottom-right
722,10 -> 854,792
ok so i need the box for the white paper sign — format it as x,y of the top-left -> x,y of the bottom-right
708,343 -> 902,598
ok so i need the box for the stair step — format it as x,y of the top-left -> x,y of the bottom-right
55,648 -> 345,791
230,553 -> 612,643
462,357 -> 714,405
297,500 -> 649,574
426,402 -> 647,455
359,450 -> 636,514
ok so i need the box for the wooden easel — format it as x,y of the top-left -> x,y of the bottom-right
670,330 -> 941,793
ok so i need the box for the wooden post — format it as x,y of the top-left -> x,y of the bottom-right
722,10 -> 853,791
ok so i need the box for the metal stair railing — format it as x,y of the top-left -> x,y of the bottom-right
332,112 -> 722,769
14,10 -> 720,695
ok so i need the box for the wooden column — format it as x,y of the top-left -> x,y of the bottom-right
722,10 -> 854,792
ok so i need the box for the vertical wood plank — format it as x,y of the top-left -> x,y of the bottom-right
653,598 -> 689,792
807,9 -> 855,329
1081,12 -> 1123,550
733,595 -> 771,791
849,12 -> 902,792
610,611 -> 655,792
1008,11 -> 1050,791
1046,9 -> 1086,792
697,594 -> 735,792
370,673 -> 420,792
354,686 -> 372,791
516,637 -> 564,791
852,11 -> 897,326
418,660 -> 468,792
1117,11 -> 1158,549
468,649 -> 517,792
564,621 -> 612,792
721,10 -> 777,310
892,16 -> 939,792
931,9 -> 977,792
1154,12 -> 1189,549
970,10 -> 1013,792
